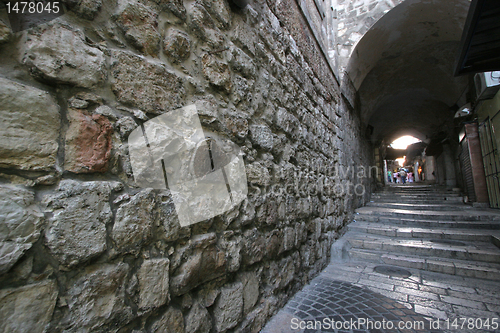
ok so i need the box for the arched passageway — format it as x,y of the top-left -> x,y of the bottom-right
344,0 -> 472,188
347,0 -> 470,144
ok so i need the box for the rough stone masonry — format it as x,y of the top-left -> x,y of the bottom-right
0,0 -> 373,332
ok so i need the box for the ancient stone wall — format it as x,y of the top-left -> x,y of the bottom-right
0,0 -> 372,332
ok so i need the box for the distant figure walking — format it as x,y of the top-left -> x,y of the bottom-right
395,172 -> 401,183
399,169 -> 407,184
408,171 -> 414,183
388,170 -> 392,183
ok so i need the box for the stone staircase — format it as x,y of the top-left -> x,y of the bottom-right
341,184 -> 500,280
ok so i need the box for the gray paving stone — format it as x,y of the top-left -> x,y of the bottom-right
408,295 -> 454,312
451,304 -> 499,318
418,285 -> 448,295
394,286 -> 440,301
439,296 -> 487,310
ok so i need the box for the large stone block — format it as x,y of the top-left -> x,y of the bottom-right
213,282 -> 243,332
251,69 -> 270,111
65,108 -> 113,173
111,189 -> 155,255
156,192 -> 190,242
0,185 -> 44,275
114,0 -> 161,56
266,229 -> 282,258
43,180 -> 113,267
228,46 -> 256,78
0,77 -> 60,171
238,271 -> 260,315
187,3 -> 224,48
249,125 -> 274,151
230,19 -> 258,56
224,115 -> 249,139
185,302 -> 211,333
200,0 -> 232,29
64,0 -> 103,20
153,0 -> 186,20
274,107 -> 299,138
163,28 -> 191,63
202,54 -> 232,93
218,233 -> 241,272
115,117 -> 138,142
20,22 -> 106,88
241,228 -> 265,265
137,258 -> 170,310
279,257 -> 295,288
231,74 -> 251,105
62,262 -> 133,332
0,280 -> 58,333
283,226 -> 295,251
264,261 -> 281,291
111,50 -> 185,114
258,192 -> 280,225
150,306 -> 184,333
170,233 -> 226,295
198,283 -> 220,308
245,162 -> 270,186
300,243 -> 314,267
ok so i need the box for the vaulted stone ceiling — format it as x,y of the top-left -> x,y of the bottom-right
346,0 -> 471,144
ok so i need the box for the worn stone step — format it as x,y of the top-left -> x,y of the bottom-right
376,190 -> 460,194
347,234 -> 500,264
372,192 -> 462,198
376,187 -> 460,191
349,249 -> 500,280
370,200 -> 464,205
347,221 -> 499,242
369,199 -> 465,206
343,185 -> 500,282
370,199 -> 464,205
370,195 -> 464,202
372,198 -> 463,203
376,189 -> 460,193
493,235 -> 500,249
377,185 -> 459,190
354,215 -> 500,229
365,202 -> 472,211
355,206 -> 500,222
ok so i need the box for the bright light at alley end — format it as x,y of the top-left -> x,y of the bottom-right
390,136 -> 421,150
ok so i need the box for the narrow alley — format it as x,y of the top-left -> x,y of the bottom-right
263,184 -> 500,332
0,0 -> 499,332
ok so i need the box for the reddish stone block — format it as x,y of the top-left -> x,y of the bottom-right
65,108 -> 113,173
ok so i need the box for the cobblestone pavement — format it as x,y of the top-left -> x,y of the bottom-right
262,276 -> 433,333
261,261 -> 500,333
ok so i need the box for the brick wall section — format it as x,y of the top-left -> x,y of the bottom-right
0,0 -> 372,332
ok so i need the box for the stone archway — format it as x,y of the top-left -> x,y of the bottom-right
343,0 -> 471,144
334,0 -> 404,70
